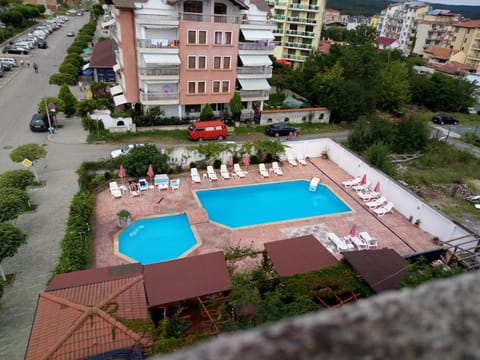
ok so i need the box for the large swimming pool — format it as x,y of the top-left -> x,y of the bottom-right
195,180 -> 351,228
118,214 -> 198,265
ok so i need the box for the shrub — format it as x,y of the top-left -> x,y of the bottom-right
10,143 -> 47,162
49,73 -> 76,86
58,83 -> 78,117
213,159 -> 222,169
0,170 -> 35,190
364,143 -> 397,177
0,187 -> 31,222
0,223 -> 26,263
123,145 -> 170,176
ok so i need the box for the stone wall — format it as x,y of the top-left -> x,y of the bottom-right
260,107 -> 331,125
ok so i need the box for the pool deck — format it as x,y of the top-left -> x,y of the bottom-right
92,157 -> 437,269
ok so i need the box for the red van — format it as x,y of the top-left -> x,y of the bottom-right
187,120 -> 228,141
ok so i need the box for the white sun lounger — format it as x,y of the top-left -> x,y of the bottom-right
109,182 -> 122,198
259,163 -> 269,178
272,162 -> 283,176
170,178 -> 180,191
327,232 -> 354,252
309,177 -> 320,192
190,168 -> 201,183
233,163 -> 246,178
287,154 -> 298,167
220,164 -> 231,180
366,196 -> 387,209
342,177 -> 361,187
374,202 -> 394,216
297,153 -> 308,166
358,191 -> 380,201
207,166 -> 218,181
359,232 -> 378,249
353,180 -> 371,192
345,234 -> 368,250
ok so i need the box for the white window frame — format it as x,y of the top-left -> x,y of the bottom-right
213,56 -> 231,70
187,29 -> 208,45
187,55 -> 207,69
187,81 -> 206,94
212,80 -> 230,93
214,31 -> 232,45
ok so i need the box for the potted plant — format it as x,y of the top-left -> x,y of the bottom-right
117,209 -> 131,227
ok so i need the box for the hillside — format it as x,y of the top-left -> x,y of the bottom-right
327,0 -> 480,19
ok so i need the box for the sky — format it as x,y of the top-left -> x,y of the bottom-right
422,0 -> 480,5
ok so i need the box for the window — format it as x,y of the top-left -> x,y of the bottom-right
187,30 -> 207,45
213,81 -> 220,93
188,81 -> 206,94
212,81 -> 229,93
188,56 -> 207,69
188,56 -> 195,69
198,81 -> 205,93
223,57 -> 230,69
188,82 -> 196,94
214,31 -> 232,45
186,104 -> 201,113
184,1 -> 202,13
213,56 -> 231,69
222,81 -> 229,93
214,56 -> 221,69
198,56 -> 206,69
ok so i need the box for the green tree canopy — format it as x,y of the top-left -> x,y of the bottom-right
229,93 -> 242,121
200,103 -> 214,121
0,170 -> 35,190
123,144 -> 170,176
58,83 -> 78,117
0,223 -> 26,263
378,60 -> 410,111
10,143 -> 47,162
0,187 -> 30,222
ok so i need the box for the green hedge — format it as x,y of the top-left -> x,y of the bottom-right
0,170 -> 35,190
49,191 -> 94,281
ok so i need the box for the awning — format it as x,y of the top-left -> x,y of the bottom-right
101,19 -> 115,29
110,85 -> 123,96
82,63 -> 90,70
142,54 -> 181,65
239,55 -> 272,66
113,63 -> 121,72
113,94 -> 128,106
241,29 -> 274,41
238,78 -> 271,91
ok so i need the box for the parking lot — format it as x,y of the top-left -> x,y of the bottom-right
0,55 -> 32,88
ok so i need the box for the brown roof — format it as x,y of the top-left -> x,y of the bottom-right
424,46 -> 454,60
264,235 -> 338,276
143,251 -> 231,307
343,249 -> 407,293
89,40 -> 117,68
452,19 -> 480,28
376,37 -> 397,46
431,61 -> 474,75
26,273 -> 150,360
319,40 -> 332,54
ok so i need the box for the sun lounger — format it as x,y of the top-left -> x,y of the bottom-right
259,163 -> 269,178
109,181 -> 122,198
309,177 -> 320,191
191,168 -> 201,183
297,153 -> 308,166
353,180 -> 371,192
358,191 -> 380,201
359,232 -> 378,249
154,174 -> 169,190
345,234 -> 368,250
374,202 -> 394,216
271,162 -> 283,176
287,154 -> 298,167
130,190 -> 141,197
220,164 -> 231,180
342,177 -> 361,187
327,232 -> 354,252
233,163 -> 246,178
366,196 -> 387,209
138,178 -> 149,191
207,166 -> 218,181
170,178 -> 180,191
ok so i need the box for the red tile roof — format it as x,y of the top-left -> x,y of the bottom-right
89,39 -> 117,68
452,19 -> 480,28
431,61 -> 474,75
319,40 -> 331,55
26,272 -> 150,360
376,37 -> 397,46
424,46 -> 455,60
264,235 -> 338,276
143,251 -> 231,307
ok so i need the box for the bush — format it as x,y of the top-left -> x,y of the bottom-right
49,73 -> 76,86
0,187 -> 31,222
213,159 -> 222,169
10,143 -> 47,162
364,143 -> 397,177
0,223 -> 26,263
123,144 -> 170,176
50,191 -> 94,280
0,170 -> 35,190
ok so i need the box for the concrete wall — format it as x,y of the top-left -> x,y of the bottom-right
260,107 -> 330,125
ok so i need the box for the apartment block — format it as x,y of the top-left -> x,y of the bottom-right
267,0 -> 325,65
377,1 -> 429,55
105,0 -> 275,120
450,20 -> 480,71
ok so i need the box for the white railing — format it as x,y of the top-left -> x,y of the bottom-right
138,67 -> 179,76
141,92 -> 179,101
136,38 -> 179,48
238,41 -> 276,51
238,90 -> 269,98
236,66 -> 272,75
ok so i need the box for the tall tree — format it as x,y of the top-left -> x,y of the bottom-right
58,83 -> 78,117
378,60 -> 410,111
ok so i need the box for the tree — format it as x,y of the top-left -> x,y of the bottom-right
346,24 -> 376,46
199,103 -> 214,121
229,93 -> 242,123
58,83 -> 78,117
378,60 -> 410,111
0,223 -> 26,281
123,144 -> 170,176
0,187 -> 31,222
0,170 -> 35,190
10,143 -> 47,162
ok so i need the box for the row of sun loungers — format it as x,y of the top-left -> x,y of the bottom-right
327,231 -> 378,252
287,153 -> 308,167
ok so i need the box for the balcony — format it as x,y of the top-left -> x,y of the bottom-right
237,66 -> 273,76
267,0 -> 287,6
140,91 -> 179,104
238,89 -> 269,100
135,13 -> 179,25
238,41 -> 276,52
288,3 -> 320,12
138,66 -> 179,79
180,12 -> 240,24
137,38 -> 179,49
283,54 -> 308,62
285,30 -> 315,38
287,17 -> 317,25
283,42 -> 312,50
273,15 -> 286,21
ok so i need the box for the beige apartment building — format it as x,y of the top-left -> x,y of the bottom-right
104,0 -> 275,120
323,8 -> 341,25
267,0 -> 325,65
449,20 -> 480,71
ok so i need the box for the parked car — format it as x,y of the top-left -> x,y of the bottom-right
110,144 -> 144,158
432,114 -> 459,125
30,113 -> 52,132
2,45 -> 29,54
66,31 -> 75,37
187,120 -> 228,141
37,39 -> 48,49
1,62 -> 12,71
265,123 -> 299,137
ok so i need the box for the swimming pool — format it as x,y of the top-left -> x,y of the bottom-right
117,214 -> 198,265
195,180 -> 351,228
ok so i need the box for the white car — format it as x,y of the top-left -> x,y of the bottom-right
110,144 -> 143,158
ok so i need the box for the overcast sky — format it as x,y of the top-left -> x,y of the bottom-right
422,0 -> 480,5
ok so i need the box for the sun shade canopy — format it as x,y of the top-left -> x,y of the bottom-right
238,78 -> 271,90
142,54 -> 181,65
239,55 -> 272,66
241,29 -> 274,41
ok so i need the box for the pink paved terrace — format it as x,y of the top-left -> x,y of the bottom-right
92,158 -> 437,269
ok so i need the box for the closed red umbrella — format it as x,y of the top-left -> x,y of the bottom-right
228,155 -> 233,166
360,174 -> 367,185
374,181 -> 380,193
119,165 -> 126,184
243,154 -> 250,166
349,224 -> 357,237
147,164 -> 154,182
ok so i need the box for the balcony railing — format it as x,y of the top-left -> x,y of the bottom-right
238,41 -> 276,51
136,14 -> 179,23
136,38 -> 179,49
141,92 -> 179,102
285,30 -> 315,38
284,54 -> 308,62
236,66 -> 273,75
283,42 -> 312,50
238,90 -> 269,99
288,3 -> 320,11
138,67 -> 179,77
287,17 -> 317,25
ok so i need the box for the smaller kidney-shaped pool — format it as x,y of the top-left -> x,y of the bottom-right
117,213 -> 198,265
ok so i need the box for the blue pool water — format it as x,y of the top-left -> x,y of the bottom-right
118,214 -> 197,265
196,180 -> 351,228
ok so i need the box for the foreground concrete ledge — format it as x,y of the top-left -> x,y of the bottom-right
155,272 -> 480,360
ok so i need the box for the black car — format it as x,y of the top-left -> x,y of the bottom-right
2,45 -> 29,55
30,113 -> 52,132
37,39 -> 48,49
265,123 -> 299,137
432,114 -> 459,125
1,62 -> 12,71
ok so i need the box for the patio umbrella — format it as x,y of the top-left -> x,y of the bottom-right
360,173 -> 367,186
119,164 -> 126,184
147,163 -> 154,183
243,154 -> 250,166
374,181 -> 381,193
228,155 -> 234,166
349,224 -> 357,237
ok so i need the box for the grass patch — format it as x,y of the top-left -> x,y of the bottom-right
412,111 -> 480,125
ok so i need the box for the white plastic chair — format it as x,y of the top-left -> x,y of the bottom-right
272,162 -> 283,176
259,163 -> 269,178
374,202 -> 394,216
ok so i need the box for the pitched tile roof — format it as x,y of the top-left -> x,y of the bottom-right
26,270 -> 150,360
89,40 -> 117,68
376,37 -> 397,46
424,46 -> 455,60
452,19 -> 480,28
